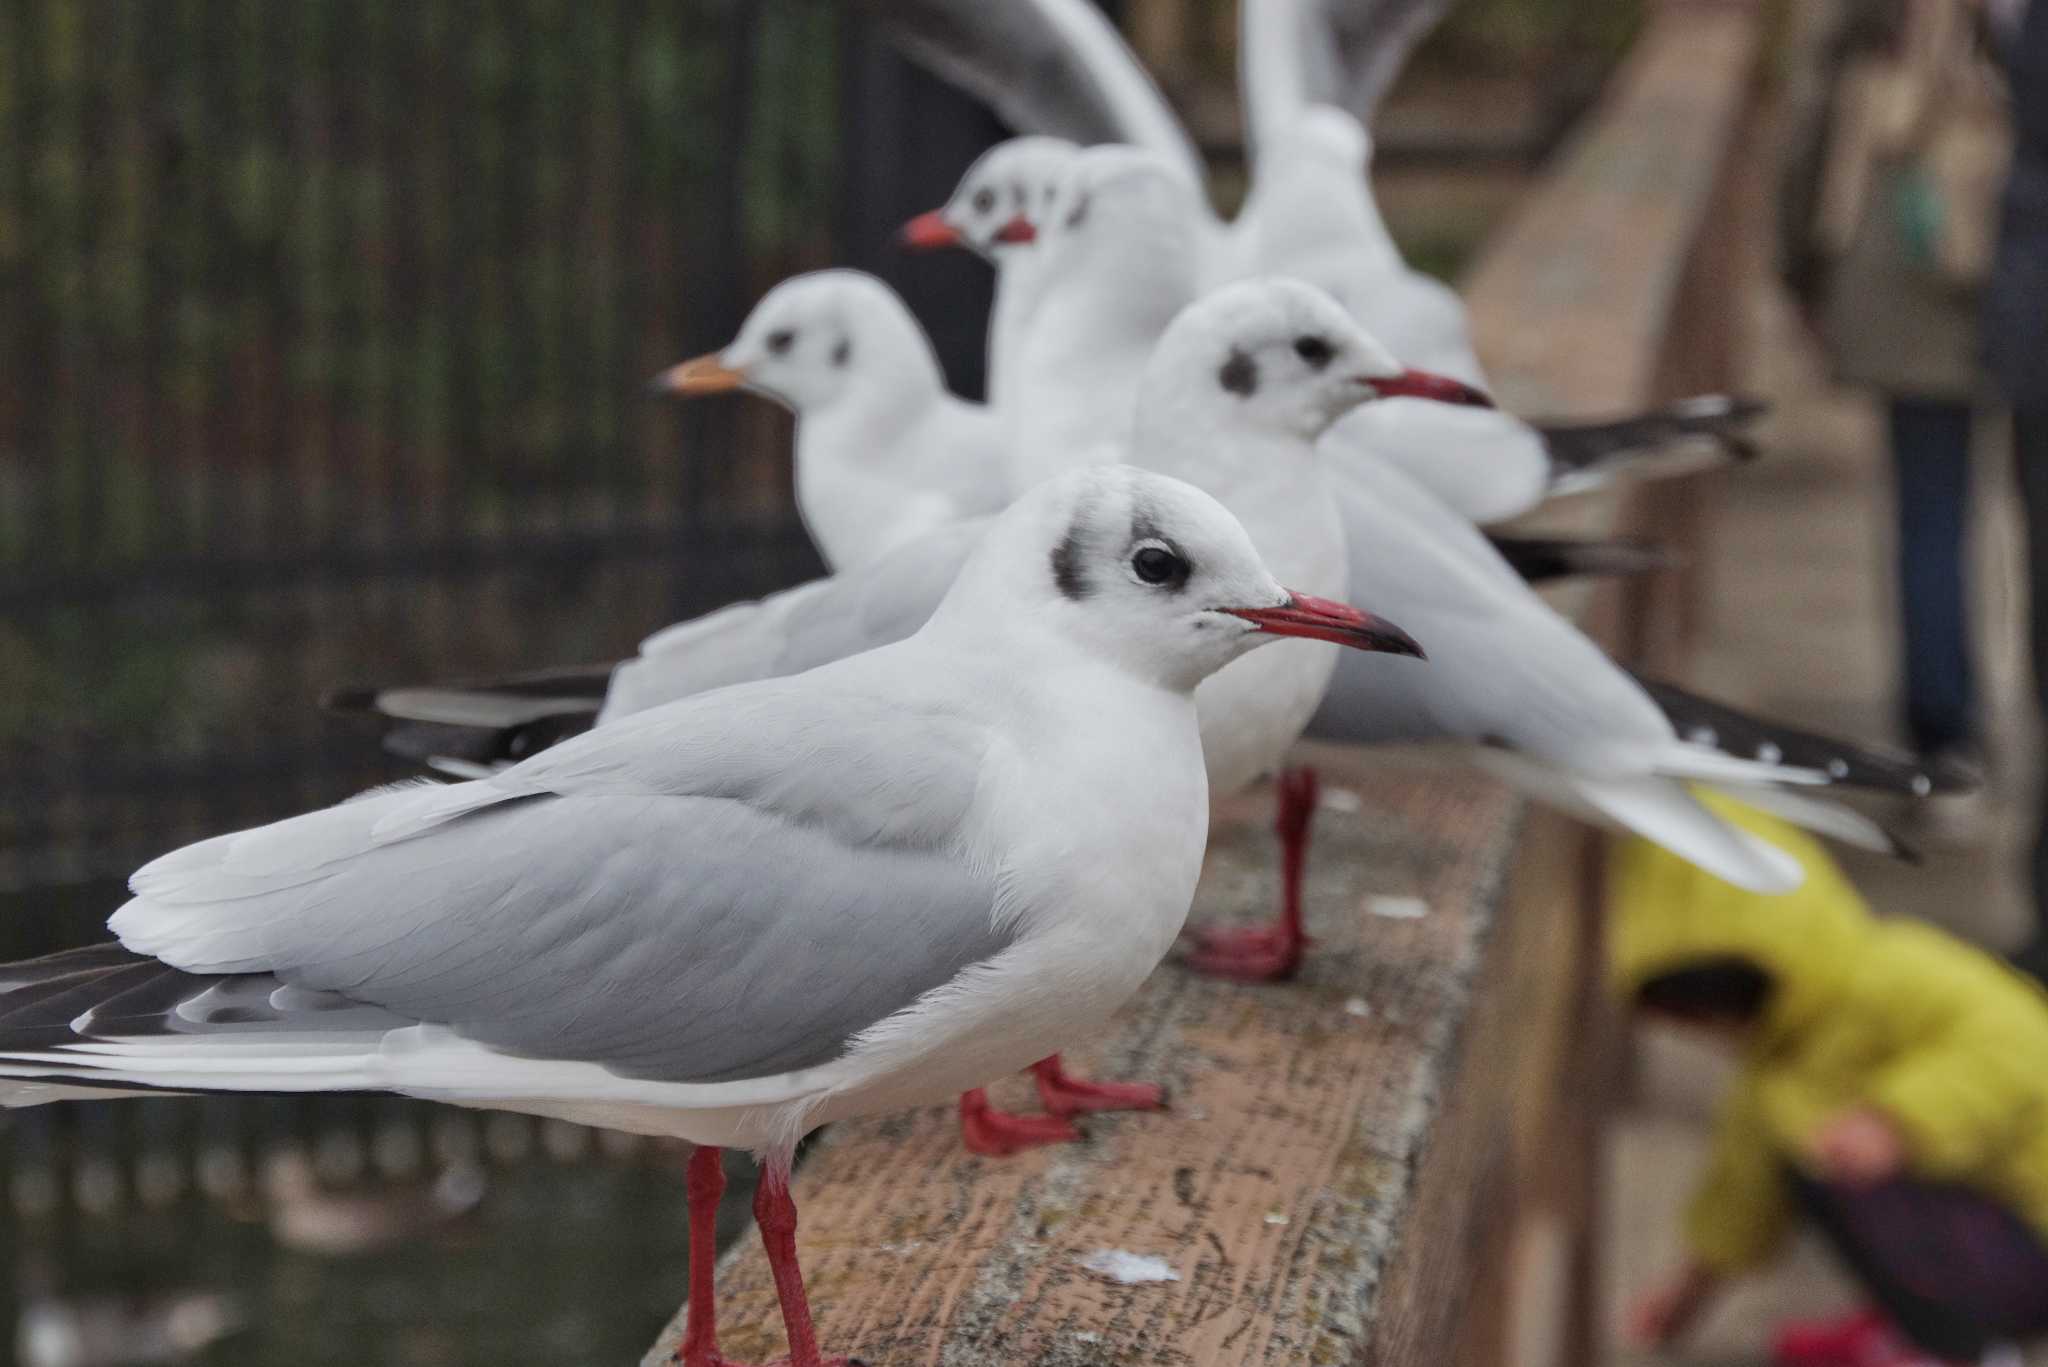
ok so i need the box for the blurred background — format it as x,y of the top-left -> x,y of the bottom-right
0,2 -> 1649,1363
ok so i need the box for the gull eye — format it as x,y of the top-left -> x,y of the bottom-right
1130,542 -> 1190,588
1293,335 -> 1334,369
766,329 -> 796,356
971,187 -> 996,215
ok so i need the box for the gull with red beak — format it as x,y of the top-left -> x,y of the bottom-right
647,270 -> 1009,572
594,275 -> 1459,1147
0,464 -> 1420,1367
908,132 -> 1757,526
897,136 -> 1075,412
332,274 -> 1469,1150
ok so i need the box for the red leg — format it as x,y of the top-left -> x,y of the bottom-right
1029,1055 -> 1167,1117
752,1170 -> 861,1367
1184,766 -> 1318,982
673,1146 -> 729,1367
957,1087 -> 1081,1156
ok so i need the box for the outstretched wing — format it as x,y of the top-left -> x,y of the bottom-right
850,0 -> 1204,186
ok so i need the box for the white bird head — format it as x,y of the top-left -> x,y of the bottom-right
647,270 -> 940,413
935,465 -> 1423,692
1139,277 -> 1494,443
900,136 -> 1079,257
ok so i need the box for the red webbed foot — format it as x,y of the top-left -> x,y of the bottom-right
1182,921 -> 1309,982
957,1087 -> 1082,1155
1030,1055 -> 1167,1117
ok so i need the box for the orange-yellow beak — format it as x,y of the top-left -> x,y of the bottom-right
649,353 -> 746,396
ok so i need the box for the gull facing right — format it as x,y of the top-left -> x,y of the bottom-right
0,464 -> 1424,1367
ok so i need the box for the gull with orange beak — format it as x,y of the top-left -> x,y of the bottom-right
648,270 -> 1009,572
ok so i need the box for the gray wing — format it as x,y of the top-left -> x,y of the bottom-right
113,678 -> 1009,1085
1241,0 -> 1451,148
850,0 -> 1204,186
1305,459 -> 1675,767
601,517 -> 987,721
1315,0 -> 1456,122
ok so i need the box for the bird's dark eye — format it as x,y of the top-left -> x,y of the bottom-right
972,187 -> 996,214
1131,544 -> 1189,587
1293,335 -> 1334,369
766,329 -> 796,356
831,337 -> 851,367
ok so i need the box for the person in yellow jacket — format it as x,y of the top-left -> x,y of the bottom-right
1616,794 -> 2048,1367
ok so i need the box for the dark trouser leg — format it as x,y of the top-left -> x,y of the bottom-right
1789,1170 -> 2048,1359
2012,408 -> 2048,963
1889,397 -> 1978,754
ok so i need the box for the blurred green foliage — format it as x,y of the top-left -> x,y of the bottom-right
0,1 -> 841,758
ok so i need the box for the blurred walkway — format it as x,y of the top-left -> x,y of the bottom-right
1600,272 -> 2043,1363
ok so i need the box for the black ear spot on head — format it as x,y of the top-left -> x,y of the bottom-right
1050,525 -> 1090,601
1219,349 -> 1259,397
831,337 -> 851,367
766,329 -> 795,356
1293,335 -> 1334,369
1065,194 -> 1090,229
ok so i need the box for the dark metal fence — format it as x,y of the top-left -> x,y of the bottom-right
0,5 -> 1000,1358
0,0 -> 1004,895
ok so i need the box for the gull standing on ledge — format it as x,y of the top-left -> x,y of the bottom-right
0,465 -> 1425,1367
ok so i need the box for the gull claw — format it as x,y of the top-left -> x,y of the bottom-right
957,1088 -> 1085,1155
1182,922 -> 1309,983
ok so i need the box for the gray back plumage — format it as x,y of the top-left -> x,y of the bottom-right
113,667 -> 1014,1085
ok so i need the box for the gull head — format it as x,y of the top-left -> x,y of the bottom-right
647,270 -> 934,413
937,465 -> 1424,693
1141,278 -> 1493,443
901,136 -> 1078,256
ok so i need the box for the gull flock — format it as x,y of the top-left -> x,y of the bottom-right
0,3 -> 1967,1364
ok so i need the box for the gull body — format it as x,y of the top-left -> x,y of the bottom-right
907,136 -> 1080,413
0,465 -> 1424,1365
937,130 -> 1752,527
0,466 -> 1416,1150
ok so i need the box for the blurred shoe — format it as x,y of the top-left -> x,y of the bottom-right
1772,1307 -> 1889,1367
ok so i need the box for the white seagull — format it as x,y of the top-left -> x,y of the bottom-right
648,270 -> 1012,572
0,465 -> 1425,1367
899,135 -> 1078,412
339,272 -> 1472,1145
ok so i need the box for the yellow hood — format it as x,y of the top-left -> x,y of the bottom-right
1608,792 -> 1877,1041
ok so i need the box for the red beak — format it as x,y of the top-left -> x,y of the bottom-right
1366,369 -> 1495,408
1226,592 -> 1425,658
992,213 -> 1037,244
900,209 -> 962,251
